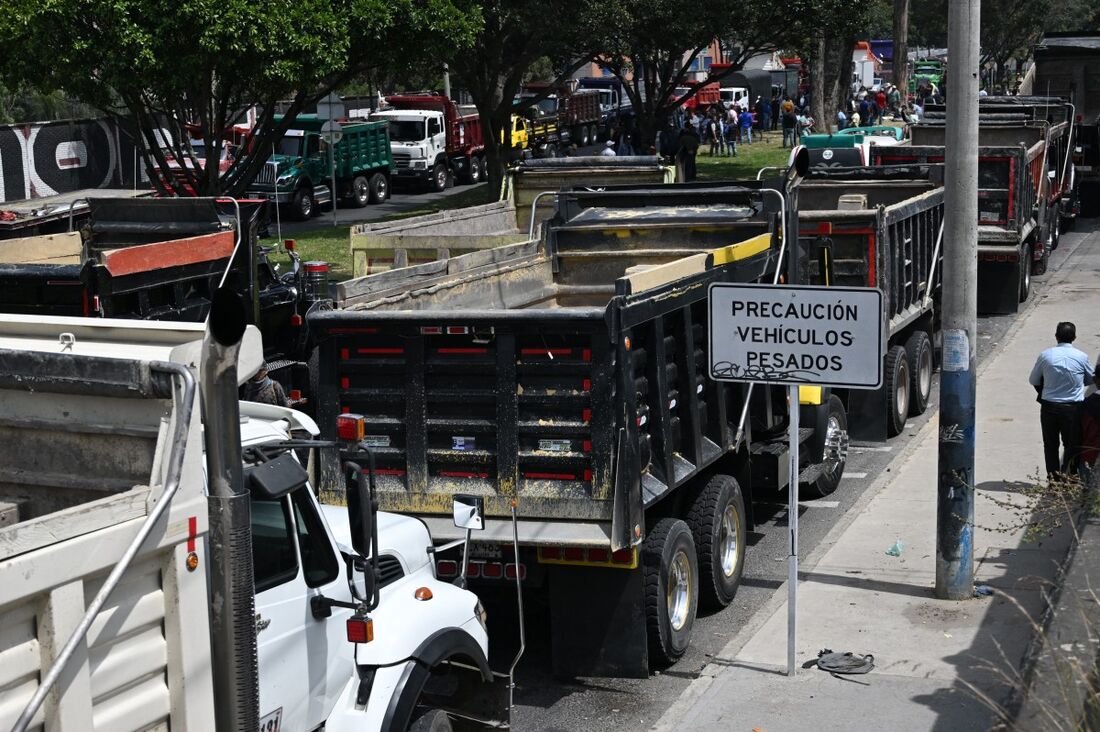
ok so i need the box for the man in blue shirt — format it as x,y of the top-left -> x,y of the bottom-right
1029,322 -> 1094,476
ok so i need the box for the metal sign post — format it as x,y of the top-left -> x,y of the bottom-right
708,283 -> 883,677
317,93 -> 345,228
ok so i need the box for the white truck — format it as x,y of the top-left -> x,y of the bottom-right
0,293 -> 518,732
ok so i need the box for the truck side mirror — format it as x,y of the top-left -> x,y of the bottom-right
345,461 -> 374,558
453,494 -> 484,531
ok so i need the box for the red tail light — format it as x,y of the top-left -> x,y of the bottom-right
481,562 -> 504,579
436,560 -> 458,578
337,413 -> 366,441
611,549 -> 634,565
504,563 -> 527,580
290,314 -> 303,326
289,389 -> 302,401
540,547 -> 562,560
588,548 -> 609,563
466,563 -> 481,579
563,547 -> 585,562
284,239 -> 296,251
346,616 -> 373,643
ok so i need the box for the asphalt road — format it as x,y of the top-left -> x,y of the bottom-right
473,220 -> 1097,732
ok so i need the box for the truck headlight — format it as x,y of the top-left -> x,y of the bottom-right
412,160 -> 428,170
475,600 -> 489,633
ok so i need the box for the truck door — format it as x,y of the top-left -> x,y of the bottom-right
428,116 -> 445,158
253,488 -> 354,731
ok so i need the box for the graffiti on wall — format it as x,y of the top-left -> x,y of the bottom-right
0,117 -> 165,204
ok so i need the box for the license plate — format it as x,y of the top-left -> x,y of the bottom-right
361,435 -> 390,448
979,211 -> 998,222
538,439 -> 572,453
453,436 -> 477,451
469,541 -> 502,560
259,708 -> 282,732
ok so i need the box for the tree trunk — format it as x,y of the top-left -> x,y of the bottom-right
811,31 -> 827,133
893,0 -> 910,97
823,36 -> 850,134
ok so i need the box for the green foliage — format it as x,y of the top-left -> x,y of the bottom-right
0,83 -> 95,124
0,0 -> 479,194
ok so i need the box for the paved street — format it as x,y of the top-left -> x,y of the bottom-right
483,220 -> 1099,731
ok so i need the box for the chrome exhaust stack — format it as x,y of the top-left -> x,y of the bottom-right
201,286 -> 259,732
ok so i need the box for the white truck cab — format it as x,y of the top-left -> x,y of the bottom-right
370,109 -> 448,188
0,306 -> 510,732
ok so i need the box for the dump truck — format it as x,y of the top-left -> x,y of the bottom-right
1032,32 -> 1100,217
797,165 -> 945,440
371,93 -> 487,192
0,306 -> 516,732
309,168 -> 852,678
801,126 -> 907,168
0,189 -> 153,240
514,84 -> 602,154
871,116 -> 1067,313
247,115 -> 393,220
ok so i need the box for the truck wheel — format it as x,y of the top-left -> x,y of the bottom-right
468,156 -> 482,184
803,395 -> 849,498
368,172 -> 389,203
905,331 -> 933,416
477,156 -> 488,183
409,709 -> 452,732
686,475 -> 746,609
643,518 -> 698,666
589,124 -> 599,145
350,175 -> 370,208
430,163 -> 448,192
1049,204 -> 1061,250
290,187 -> 314,221
579,125 -> 591,146
884,345 -> 909,437
1020,244 -> 1032,302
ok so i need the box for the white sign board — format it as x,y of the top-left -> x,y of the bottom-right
708,284 -> 883,389
316,92 -> 345,122
321,120 -> 343,145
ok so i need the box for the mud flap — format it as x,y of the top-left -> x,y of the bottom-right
977,260 -> 1022,314
848,385 -> 888,442
549,564 -> 650,678
611,427 -> 643,552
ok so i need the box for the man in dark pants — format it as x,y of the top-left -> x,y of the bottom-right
1029,322 -> 1093,477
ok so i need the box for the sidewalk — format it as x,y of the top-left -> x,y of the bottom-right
655,224 -> 1100,732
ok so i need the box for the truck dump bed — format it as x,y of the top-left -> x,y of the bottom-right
311,185 -> 781,546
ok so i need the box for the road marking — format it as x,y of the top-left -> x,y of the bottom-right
843,472 -> 868,479
849,444 -> 893,452
799,500 -> 840,508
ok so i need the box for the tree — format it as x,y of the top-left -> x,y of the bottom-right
595,0 -> 779,150
0,0 -> 478,196
446,0 -> 602,195
893,0 -> 911,99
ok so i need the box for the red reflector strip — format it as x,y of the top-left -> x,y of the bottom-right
439,471 -> 490,479
466,563 -> 481,578
436,560 -> 458,578
357,347 -> 404,355
563,547 -> 585,561
611,549 -> 633,564
583,469 -> 592,482
340,377 -> 350,389
420,326 -> 443,334
588,548 -> 609,563
523,471 -> 577,480
816,222 -> 833,235
582,349 -> 592,361
340,348 -> 350,360
437,347 -> 487,354
582,379 -> 592,391
481,562 -> 504,579
341,406 -> 351,414
187,516 -> 197,552
582,408 -> 592,422
375,469 -> 407,476
446,326 -> 469,335
582,440 -> 592,453
540,547 -> 562,560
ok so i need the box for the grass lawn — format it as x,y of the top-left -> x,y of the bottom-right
695,131 -> 793,182
283,185 -> 495,280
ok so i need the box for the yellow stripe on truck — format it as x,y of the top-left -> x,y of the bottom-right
798,385 -> 823,405
709,233 -> 772,265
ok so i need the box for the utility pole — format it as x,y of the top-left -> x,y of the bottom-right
936,0 -> 979,600
443,63 -> 451,98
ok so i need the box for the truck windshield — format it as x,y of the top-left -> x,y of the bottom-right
387,120 -> 426,142
534,99 -> 557,116
276,136 -> 302,157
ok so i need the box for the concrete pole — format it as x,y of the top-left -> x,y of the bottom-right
443,63 -> 451,99
936,0 -> 979,600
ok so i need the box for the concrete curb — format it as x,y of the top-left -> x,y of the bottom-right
651,227 -> 1096,732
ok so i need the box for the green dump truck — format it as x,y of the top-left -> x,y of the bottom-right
247,116 -> 393,221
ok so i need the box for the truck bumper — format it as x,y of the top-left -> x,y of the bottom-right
392,167 -> 431,182
246,189 -> 293,204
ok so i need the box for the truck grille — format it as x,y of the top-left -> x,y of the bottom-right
377,554 -> 404,587
255,160 -> 279,185
392,154 -> 411,170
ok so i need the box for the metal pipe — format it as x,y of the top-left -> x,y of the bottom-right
13,361 -> 196,732
922,218 -> 946,310
201,286 -> 259,732
215,197 -> 243,289
1060,103 -> 1075,204
67,197 -> 89,233
507,500 -> 526,714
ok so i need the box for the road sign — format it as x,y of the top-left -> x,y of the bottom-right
316,92 -> 345,122
321,120 -> 343,145
708,283 -> 883,389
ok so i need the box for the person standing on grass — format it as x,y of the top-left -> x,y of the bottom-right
781,106 -> 797,147
1029,322 -> 1094,478
675,124 -> 700,181
739,106 -> 754,144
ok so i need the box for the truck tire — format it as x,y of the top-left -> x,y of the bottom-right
589,124 -> 599,145
368,172 -> 389,203
686,475 -> 746,609
467,156 -> 482,184
884,345 -> 909,437
1049,203 -> 1061,250
409,709 -> 452,732
477,156 -> 488,183
905,330 -> 933,416
430,163 -> 449,192
643,518 -> 698,667
578,125 -> 591,146
350,175 -> 370,208
1020,243 -> 1032,302
803,395 -> 849,498
290,187 -> 315,221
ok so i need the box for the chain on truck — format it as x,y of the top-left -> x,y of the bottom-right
0,291 -> 524,731
308,152 -> 858,677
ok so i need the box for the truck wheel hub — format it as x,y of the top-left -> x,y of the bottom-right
823,416 -> 849,476
719,505 -> 741,577
667,550 -> 692,631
